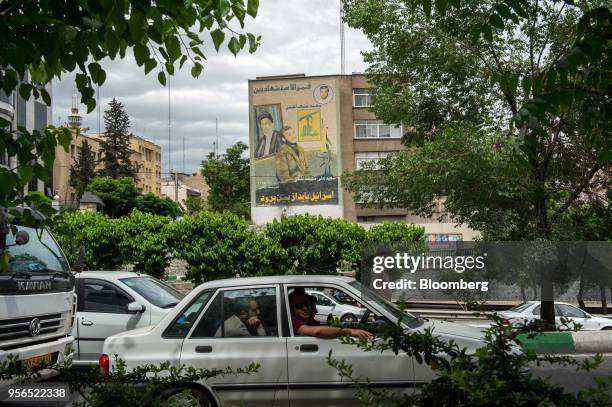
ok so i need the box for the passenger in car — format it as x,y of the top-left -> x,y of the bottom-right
289,290 -> 372,339
216,301 -> 267,337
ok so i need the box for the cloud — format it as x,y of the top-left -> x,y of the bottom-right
53,0 -> 371,175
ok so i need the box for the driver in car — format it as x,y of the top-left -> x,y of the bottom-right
289,290 -> 372,339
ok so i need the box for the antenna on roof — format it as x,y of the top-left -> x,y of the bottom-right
340,0 -> 345,74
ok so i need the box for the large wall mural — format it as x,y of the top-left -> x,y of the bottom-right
249,77 -> 342,212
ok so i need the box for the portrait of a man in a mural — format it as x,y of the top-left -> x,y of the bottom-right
314,84 -> 333,104
254,108 -> 283,158
275,126 -> 310,183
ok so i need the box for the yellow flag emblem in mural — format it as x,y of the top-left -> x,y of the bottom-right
298,109 -> 321,141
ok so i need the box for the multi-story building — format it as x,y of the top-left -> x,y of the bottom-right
248,73 -> 479,240
161,172 -> 209,210
54,100 -> 163,204
1,82 -> 53,196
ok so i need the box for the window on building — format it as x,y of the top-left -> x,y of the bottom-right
34,101 -> 47,131
70,145 -> 75,158
354,151 -> 396,170
353,88 -> 373,107
16,95 -> 26,127
354,120 -> 402,139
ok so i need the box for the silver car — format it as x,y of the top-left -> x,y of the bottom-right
72,271 -> 184,365
102,275 -> 485,407
499,301 -> 612,330
306,289 -> 366,323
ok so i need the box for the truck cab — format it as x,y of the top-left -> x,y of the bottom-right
0,208 -> 75,387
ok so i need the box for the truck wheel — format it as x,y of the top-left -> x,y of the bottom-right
341,314 -> 357,323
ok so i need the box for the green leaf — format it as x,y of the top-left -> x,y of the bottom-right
165,35 -> 182,62
247,33 -> 258,53
489,14 -> 505,30
422,0 -> 432,17
482,24 -> 493,42
88,62 -> 106,85
232,1 -> 246,28
40,88 -> 51,106
191,63 -> 203,78
86,98 -> 96,113
19,83 -> 32,100
158,71 -> 167,86
144,58 -> 157,75
179,55 -> 188,69
505,0 -> 528,18
228,36 -> 240,56
133,43 -> 150,66
128,11 -> 147,42
217,0 -> 231,17
211,29 -> 225,51
17,166 -> 34,182
435,0 -> 447,15
521,75 -> 531,97
247,0 -> 259,18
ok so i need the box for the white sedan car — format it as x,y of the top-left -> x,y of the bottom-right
498,301 -> 612,330
71,271 -> 184,365
306,289 -> 366,323
102,275 -> 485,407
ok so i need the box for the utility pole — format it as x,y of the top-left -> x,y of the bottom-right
168,73 -> 172,180
215,118 -> 219,157
340,0 -> 345,75
173,168 -> 178,203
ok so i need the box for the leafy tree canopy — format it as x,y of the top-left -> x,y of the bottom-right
69,139 -> 98,202
135,193 -> 183,218
87,176 -> 139,218
200,141 -> 250,218
98,98 -> 137,179
0,0 -> 261,233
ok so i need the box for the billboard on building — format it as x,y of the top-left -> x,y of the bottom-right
249,76 -> 342,224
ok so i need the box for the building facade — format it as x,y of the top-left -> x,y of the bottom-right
1,82 -> 53,196
86,133 -> 163,196
248,73 -> 479,240
161,172 -> 209,210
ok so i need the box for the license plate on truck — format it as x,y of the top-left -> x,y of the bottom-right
24,352 -> 54,369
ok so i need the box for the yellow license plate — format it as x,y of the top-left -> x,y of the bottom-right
24,353 -> 53,369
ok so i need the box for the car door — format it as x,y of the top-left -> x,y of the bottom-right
179,285 -> 288,407
76,278 -> 151,364
286,284 -> 415,407
557,304 -> 592,330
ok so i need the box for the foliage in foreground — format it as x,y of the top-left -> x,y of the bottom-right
0,354 -> 258,407
329,315 -> 611,406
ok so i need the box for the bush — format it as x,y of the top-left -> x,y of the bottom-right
264,214 -> 367,274
365,221 -> 425,243
87,176 -> 139,218
135,193 -> 183,218
168,211 -> 274,284
52,211 -> 125,270
118,210 -> 173,278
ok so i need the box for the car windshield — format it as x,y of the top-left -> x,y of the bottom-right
6,226 -> 69,273
508,303 -> 532,313
119,277 -> 184,308
349,280 -> 423,329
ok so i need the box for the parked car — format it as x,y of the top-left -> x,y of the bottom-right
71,271 -> 184,366
306,289 -> 365,322
102,275 -> 485,407
498,301 -> 612,330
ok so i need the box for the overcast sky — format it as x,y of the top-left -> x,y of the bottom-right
53,0 -> 371,176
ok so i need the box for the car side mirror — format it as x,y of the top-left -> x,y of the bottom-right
127,302 -> 145,313
74,245 -> 87,273
585,314 -> 591,319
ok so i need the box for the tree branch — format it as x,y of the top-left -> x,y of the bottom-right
550,164 -> 602,223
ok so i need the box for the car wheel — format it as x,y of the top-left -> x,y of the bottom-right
341,313 -> 357,323
164,386 -> 215,407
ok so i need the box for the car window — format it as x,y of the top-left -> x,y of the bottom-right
508,303 -> 532,313
164,290 -> 214,338
120,277 -> 184,308
558,304 -> 586,318
82,279 -> 133,313
531,305 -> 541,316
312,292 -> 333,306
191,287 -> 278,338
